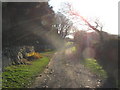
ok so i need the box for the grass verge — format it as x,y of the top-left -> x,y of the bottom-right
82,58 -> 107,79
2,51 -> 54,88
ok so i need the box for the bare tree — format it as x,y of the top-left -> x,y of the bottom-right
60,2 -> 104,42
54,12 -> 73,39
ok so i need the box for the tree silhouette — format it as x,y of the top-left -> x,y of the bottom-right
60,2 -> 105,42
54,12 -> 73,39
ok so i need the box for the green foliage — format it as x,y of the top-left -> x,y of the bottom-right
65,42 -> 73,46
0,73 -> 2,89
82,58 -> 107,79
71,46 -> 76,52
2,55 -> 50,88
41,51 -> 55,56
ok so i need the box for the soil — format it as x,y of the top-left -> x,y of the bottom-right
29,48 -> 107,88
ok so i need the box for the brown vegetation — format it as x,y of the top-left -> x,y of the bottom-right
73,30 -> 118,86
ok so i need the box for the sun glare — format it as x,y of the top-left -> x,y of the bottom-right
49,0 -> 118,35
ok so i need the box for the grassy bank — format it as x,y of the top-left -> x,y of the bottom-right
2,52 -> 54,88
82,58 -> 107,79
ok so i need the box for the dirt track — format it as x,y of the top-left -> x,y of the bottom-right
30,48 -> 106,88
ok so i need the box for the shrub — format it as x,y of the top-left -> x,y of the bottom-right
95,38 -> 118,87
26,52 -> 43,59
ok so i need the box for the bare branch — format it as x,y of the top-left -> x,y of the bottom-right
95,21 -> 99,28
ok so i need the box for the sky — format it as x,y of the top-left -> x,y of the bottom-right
49,0 -> 119,35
